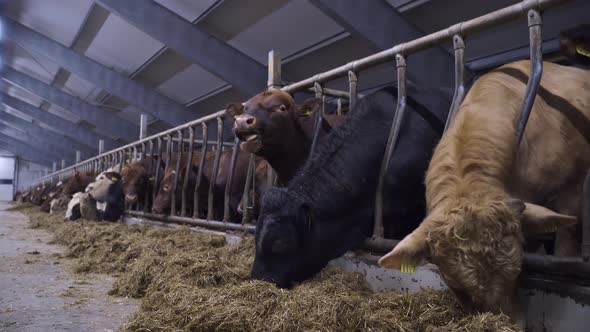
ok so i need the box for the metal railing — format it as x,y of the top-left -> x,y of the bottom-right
27,0 -> 589,282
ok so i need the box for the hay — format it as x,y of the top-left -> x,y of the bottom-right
16,204 -> 519,332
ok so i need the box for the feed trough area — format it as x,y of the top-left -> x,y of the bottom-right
2,0 -> 590,331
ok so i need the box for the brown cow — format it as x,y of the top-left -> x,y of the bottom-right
226,90 -> 346,185
40,182 -> 64,213
379,60 -> 588,327
62,170 -> 96,196
121,157 -> 163,205
560,24 -> 590,68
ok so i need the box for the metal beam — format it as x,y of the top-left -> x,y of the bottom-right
3,17 -> 195,126
0,141 -> 53,167
0,133 -> 60,166
0,122 -> 76,163
1,66 -> 137,142
98,0 -> 267,96
309,0 -> 457,89
0,92 -> 116,151
0,108 -> 94,156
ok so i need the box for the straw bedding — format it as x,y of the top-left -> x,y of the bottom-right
15,204 -> 519,332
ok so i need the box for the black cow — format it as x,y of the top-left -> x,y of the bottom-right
250,86 -> 449,288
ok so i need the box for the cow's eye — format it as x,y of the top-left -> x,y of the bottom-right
278,105 -> 287,112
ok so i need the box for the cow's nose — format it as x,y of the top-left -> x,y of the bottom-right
235,114 -> 256,130
126,194 -> 138,203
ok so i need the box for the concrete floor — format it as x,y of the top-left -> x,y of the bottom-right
0,202 -> 137,332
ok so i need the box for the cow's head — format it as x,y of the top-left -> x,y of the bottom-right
378,199 -> 576,325
152,168 -> 179,215
121,158 -> 160,204
560,25 -> 590,67
227,90 -> 300,156
63,171 -> 95,195
251,187 -> 367,288
87,171 -> 122,203
65,192 -> 84,221
31,185 -> 46,205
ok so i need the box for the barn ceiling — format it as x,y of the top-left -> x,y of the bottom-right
0,0 -> 587,167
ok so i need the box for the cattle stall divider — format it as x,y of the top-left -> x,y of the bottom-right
29,0 -> 589,286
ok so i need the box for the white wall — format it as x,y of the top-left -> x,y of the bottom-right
0,156 -> 15,200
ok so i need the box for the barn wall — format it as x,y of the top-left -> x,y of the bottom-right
15,158 -> 47,192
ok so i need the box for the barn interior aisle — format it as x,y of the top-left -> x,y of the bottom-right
0,202 -> 137,331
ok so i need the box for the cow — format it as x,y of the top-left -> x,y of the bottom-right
121,157 -> 162,206
62,170 -> 95,196
65,192 -> 84,221
40,181 -> 64,213
378,60 -> 588,327
226,91 -> 346,185
560,25 -> 590,68
250,85 -> 449,289
31,184 -> 50,206
50,194 -> 71,215
86,171 -> 125,222
65,192 -> 99,221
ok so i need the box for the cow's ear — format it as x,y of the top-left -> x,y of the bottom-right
378,224 -> 430,272
296,98 -> 321,117
506,199 -> 577,235
225,103 -> 244,119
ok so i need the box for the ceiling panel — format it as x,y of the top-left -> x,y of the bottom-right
157,64 -> 226,104
7,45 -> 61,84
154,0 -> 219,22
62,73 -> 98,101
4,0 -> 94,47
85,14 -> 164,75
228,0 -> 344,64
47,104 -> 81,124
3,83 -> 46,108
1,105 -> 34,123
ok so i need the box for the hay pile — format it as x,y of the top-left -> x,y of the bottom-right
16,204 -> 519,332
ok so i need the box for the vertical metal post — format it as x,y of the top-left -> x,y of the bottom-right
515,8 -> 543,147
140,113 -> 148,139
75,151 -> 81,164
144,140 -> 154,213
583,168 -> 590,262
152,137 -> 163,203
309,82 -> 325,160
181,127 -> 194,217
193,123 -> 208,218
241,154 -> 256,225
444,34 -> 466,133
267,50 -> 282,89
98,139 -> 105,154
207,118 -> 224,220
337,98 -> 342,116
374,54 -> 407,239
61,159 -> 66,170
348,70 -> 358,112
171,130 -> 183,216
45,168 -> 49,176
223,138 -> 240,222
53,162 -> 57,173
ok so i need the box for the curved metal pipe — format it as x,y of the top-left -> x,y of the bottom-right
444,34 -> 466,133
348,70 -> 358,112
193,123 -> 208,218
223,138 -> 240,222
171,130 -> 183,216
181,127 -> 195,217
207,118 -> 224,220
515,9 -> 543,147
241,153 -> 256,225
373,54 -> 407,239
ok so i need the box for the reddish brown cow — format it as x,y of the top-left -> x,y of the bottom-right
121,157 -> 163,205
40,182 -> 64,213
62,170 -> 96,196
225,90 -> 346,185
560,25 -> 590,67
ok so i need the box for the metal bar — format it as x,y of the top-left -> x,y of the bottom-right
515,8 -> 543,147
2,18 -> 194,126
373,54 -> 407,239
144,140 -> 154,213
337,98 -> 342,116
2,66 -> 137,142
281,0 -> 566,94
207,118 -> 224,220
241,154 -> 256,225
76,151 -> 81,163
583,168 -> 590,262
126,210 -> 256,233
152,137 -> 163,204
98,140 -> 105,154
308,83 -> 325,160
223,138 -> 240,222
61,159 -> 66,170
444,35 -> 466,133
267,50 -> 282,90
53,162 -> 57,173
171,130 -> 183,216
139,113 -> 148,139
348,71 -> 358,112
181,127 -> 195,217
193,123 -> 209,218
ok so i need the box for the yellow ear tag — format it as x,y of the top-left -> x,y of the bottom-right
111,177 -> 118,182
544,221 -> 559,233
400,258 -> 416,274
301,110 -> 312,117
576,43 -> 590,58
